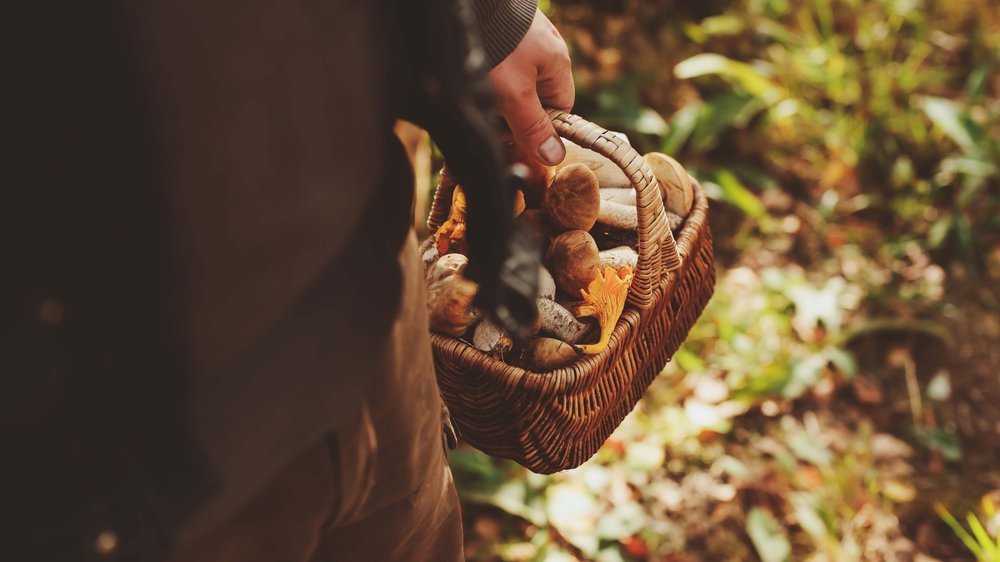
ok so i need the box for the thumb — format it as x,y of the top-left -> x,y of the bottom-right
499,92 -> 565,166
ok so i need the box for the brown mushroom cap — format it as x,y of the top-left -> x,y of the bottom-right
543,164 -> 601,232
523,337 -> 580,371
545,230 -> 601,296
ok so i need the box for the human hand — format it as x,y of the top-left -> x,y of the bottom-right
488,9 -> 574,166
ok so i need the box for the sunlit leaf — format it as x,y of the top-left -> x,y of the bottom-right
918,96 -> 976,153
634,107 -> 669,136
746,507 -> 792,562
710,169 -> 767,218
595,501 -> 647,539
545,484 -> 600,556
675,54 -> 782,101
790,493 -> 830,542
787,428 -> 833,467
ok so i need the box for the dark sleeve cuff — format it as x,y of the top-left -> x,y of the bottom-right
471,0 -> 538,68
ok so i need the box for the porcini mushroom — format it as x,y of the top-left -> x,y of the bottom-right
523,337 -> 580,371
537,266 -> 556,300
426,253 -> 469,286
574,266 -> 635,355
473,319 -> 513,358
558,138 -> 632,189
427,275 -> 479,337
644,152 -> 694,217
536,298 -> 591,344
599,246 -> 638,271
545,230 -> 601,296
543,164 -> 601,231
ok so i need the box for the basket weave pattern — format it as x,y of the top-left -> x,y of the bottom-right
424,112 -> 715,473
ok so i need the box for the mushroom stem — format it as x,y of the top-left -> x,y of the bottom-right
538,266 -> 556,300
537,298 -> 591,344
666,211 -> 684,232
597,199 -> 637,230
599,188 -> 637,206
599,246 -> 638,271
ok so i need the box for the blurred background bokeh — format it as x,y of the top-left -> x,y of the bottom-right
410,0 -> 1000,559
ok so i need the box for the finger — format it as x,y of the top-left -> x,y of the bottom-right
497,86 -> 565,166
537,52 -> 575,112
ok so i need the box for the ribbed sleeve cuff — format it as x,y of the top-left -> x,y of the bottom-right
471,0 -> 538,69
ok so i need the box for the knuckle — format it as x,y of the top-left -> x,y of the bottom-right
520,113 -> 551,141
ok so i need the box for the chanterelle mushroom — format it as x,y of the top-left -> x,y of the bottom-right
435,186 -> 468,254
574,266 -> 634,355
435,185 -> 526,254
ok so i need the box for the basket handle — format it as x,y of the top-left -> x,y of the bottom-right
427,111 -> 681,309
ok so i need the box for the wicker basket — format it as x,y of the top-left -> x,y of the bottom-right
422,111 -> 715,474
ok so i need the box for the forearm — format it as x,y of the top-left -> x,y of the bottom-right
471,0 -> 538,68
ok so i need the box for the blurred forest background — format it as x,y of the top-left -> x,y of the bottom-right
412,0 -> 1000,559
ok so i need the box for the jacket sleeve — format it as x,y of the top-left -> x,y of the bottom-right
471,0 -> 538,68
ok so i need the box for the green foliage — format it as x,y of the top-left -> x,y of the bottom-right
454,1 -> 1000,560
935,497 -> 1000,561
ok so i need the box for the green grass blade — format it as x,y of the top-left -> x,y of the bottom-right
966,513 -> 996,560
936,503 -> 984,559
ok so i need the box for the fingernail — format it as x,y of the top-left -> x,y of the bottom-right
538,136 -> 565,165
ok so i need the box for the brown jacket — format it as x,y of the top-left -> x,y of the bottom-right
5,0 -> 535,560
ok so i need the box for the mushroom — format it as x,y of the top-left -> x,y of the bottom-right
596,200 -> 638,230
543,164 -> 601,231
427,275 -> 479,337
473,319 -> 513,358
523,337 -> 580,371
558,138 -> 632,189
599,246 -> 638,271
434,185 -> 468,254
513,188 -> 526,217
600,188 -> 637,206
545,230 -> 601,296
536,298 -> 591,344
537,266 -> 556,300
421,245 -> 441,269
574,266 -> 635,355
426,253 -> 469,286
644,153 -> 694,217
666,211 -> 684,232
434,184 -> 526,255
426,253 -> 478,336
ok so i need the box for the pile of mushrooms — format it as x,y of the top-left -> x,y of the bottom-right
425,137 -> 695,372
